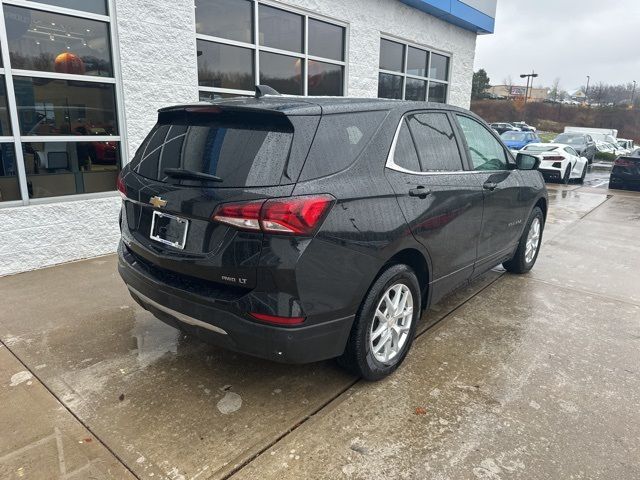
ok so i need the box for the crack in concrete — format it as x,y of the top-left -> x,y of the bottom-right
0,338 -> 141,480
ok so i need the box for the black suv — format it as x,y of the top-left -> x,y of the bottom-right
117,90 -> 547,380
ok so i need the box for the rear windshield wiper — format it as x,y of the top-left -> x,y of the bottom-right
163,168 -> 223,183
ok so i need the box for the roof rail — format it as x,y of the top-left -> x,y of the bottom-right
255,85 -> 281,98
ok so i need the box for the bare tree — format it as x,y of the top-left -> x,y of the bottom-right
503,75 -> 514,99
549,78 -> 561,102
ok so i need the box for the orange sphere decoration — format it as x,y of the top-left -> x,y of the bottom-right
54,52 -> 85,75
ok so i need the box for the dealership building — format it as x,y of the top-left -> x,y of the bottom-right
0,0 -> 496,276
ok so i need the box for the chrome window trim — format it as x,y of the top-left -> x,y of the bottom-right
385,115 -> 477,176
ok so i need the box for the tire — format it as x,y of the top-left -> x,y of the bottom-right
561,165 -> 571,184
577,162 -> 587,184
503,207 -> 544,274
337,264 -> 421,381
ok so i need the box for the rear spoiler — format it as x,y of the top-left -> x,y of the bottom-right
157,105 -> 296,131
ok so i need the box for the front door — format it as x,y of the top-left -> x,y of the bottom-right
454,114 -> 531,275
385,111 -> 484,304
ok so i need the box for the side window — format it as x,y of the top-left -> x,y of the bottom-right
456,115 -> 508,171
406,112 -> 464,171
565,147 -> 578,156
392,119 -> 421,172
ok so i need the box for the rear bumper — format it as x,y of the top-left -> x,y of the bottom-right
118,243 -> 354,364
539,168 -> 562,182
609,175 -> 640,191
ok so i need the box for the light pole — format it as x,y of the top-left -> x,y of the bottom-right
585,75 -> 591,104
520,71 -> 539,105
632,80 -> 637,109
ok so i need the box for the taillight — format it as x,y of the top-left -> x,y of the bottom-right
212,195 -> 334,236
213,200 -> 264,231
614,158 -> 635,167
261,195 -> 334,235
250,312 -> 305,326
117,171 -> 127,199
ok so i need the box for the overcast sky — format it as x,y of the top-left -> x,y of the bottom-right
474,0 -> 640,93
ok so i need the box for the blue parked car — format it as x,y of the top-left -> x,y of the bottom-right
501,131 -> 541,151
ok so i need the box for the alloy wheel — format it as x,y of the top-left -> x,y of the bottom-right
525,217 -> 541,264
369,283 -> 414,363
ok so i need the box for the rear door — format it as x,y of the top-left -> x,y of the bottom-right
120,106 -> 319,288
453,114 -> 531,274
385,111 -> 484,300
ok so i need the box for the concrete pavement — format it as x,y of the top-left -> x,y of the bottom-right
1,185 -> 639,479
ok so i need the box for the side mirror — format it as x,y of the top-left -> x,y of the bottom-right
516,153 -> 540,171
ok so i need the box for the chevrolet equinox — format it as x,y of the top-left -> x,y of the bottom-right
117,88 -> 547,380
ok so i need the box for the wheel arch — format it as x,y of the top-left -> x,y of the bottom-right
382,248 -> 431,310
534,196 -> 548,220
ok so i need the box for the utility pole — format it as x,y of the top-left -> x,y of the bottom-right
585,75 -> 591,105
520,71 -> 539,105
632,80 -> 637,109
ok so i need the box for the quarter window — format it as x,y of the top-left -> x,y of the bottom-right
456,116 -> 508,171
378,38 -> 450,103
300,111 -> 387,181
393,119 -> 421,172
195,0 -> 346,98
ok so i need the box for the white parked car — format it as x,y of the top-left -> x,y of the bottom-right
597,141 -> 629,156
596,141 -> 615,153
521,143 -> 589,184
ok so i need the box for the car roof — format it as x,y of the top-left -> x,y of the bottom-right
159,95 -> 473,116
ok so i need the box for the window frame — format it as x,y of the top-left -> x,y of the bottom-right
0,0 -> 126,206
386,109 -> 475,176
195,0 -> 349,98
378,34 -> 452,103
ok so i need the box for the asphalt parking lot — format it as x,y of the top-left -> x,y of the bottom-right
583,161 -> 616,189
1,182 -> 639,480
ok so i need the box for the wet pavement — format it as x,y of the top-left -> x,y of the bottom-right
1,183 -> 639,480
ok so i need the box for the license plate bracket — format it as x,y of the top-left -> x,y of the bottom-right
150,211 -> 189,250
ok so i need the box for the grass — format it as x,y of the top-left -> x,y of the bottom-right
537,131 -> 559,143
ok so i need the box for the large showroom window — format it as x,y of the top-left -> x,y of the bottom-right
0,0 -> 122,204
378,37 -> 450,103
195,0 -> 347,100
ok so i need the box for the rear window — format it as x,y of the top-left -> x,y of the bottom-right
299,111 -> 387,181
524,145 -> 557,152
130,111 -> 294,187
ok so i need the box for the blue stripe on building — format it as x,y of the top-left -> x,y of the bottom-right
399,0 -> 496,34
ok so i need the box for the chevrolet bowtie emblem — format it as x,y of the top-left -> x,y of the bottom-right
149,196 -> 167,208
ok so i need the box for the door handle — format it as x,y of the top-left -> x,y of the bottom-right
483,181 -> 498,191
409,186 -> 431,199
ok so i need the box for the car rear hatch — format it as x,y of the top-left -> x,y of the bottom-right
119,103 -> 321,290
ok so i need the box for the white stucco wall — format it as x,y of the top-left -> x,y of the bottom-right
292,0 -> 478,108
0,0 -> 478,277
0,197 -> 122,276
114,0 -> 200,157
